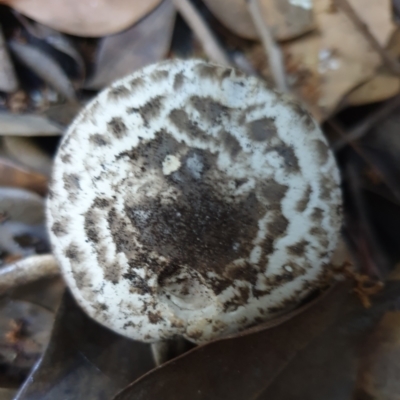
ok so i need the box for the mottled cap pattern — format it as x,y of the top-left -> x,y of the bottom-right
47,59 -> 342,343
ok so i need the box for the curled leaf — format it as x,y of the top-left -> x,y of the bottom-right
85,0 -> 175,89
9,41 -> 76,101
1,0 -> 162,37
14,291 -> 155,400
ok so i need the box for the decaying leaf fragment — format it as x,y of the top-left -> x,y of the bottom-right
85,0 -> 175,89
14,292 -> 155,400
283,0 -> 396,118
0,0 -> 162,37
0,158 -> 48,196
203,0 -> 315,41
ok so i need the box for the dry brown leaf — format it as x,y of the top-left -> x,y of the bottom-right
0,112 -> 62,136
283,0 -> 395,119
1,0 -> 162,37
9,41 -> 76,102
345,73 -> 400,106
0,26 -> 18,93
355,311 -> 400,399
85,0 -> 175,89
0,158 -> 47,196
344,27 -> 400,107
3,136 -> 53,176
203,0 -> 314,41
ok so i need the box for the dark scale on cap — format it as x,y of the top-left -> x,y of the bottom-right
219,130 -> 241,157
195,63 -> 222,80
311,207 -> 324,224
309,227 -> 329,248
223,286 -> 250,312
63,173 -> 81,201
65,243 -> 83,262
107,207 -> 137,255
151,69 -> 169,81
123,269 -> 153,295
296,185 -> 312,212
289,101 -> 315,130
130,76 -> 145,90
169,109 -> 208,141
147,311 -> 163,324
84,208 -> 101,244
117,129 -> 183,171
107,117 -> 128,139
93,197 -> 111,209
319,176 -> 334,200
287,240 -> 309,257
190,95 -> 230,125
103,261 -> 122,284
89,134 -> 109,147
248,117 -> 278,142
313,139 -> 330,165
72,269 -> 90,291
173,72 -> 185,90
225,262 -> 258,285
130,95 -> 165,127
51,220 -> 68,237
108,85 -> 130,100
270,142 -> 300,173
60,153 -> 72,163
267,214 -> 289,237
260,180 -> 288,204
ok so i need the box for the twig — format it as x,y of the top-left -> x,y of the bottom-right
172,0 -> 232,66
334,0 -> 400,74
246,0 -> 288,92
334,94 -> 400,150
328,119 -> 400,203
0,254 -> 60,294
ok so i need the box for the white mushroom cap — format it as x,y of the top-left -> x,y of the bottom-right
47,59 -> 342,343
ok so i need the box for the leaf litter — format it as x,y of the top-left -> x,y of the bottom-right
0,0 -> 399,398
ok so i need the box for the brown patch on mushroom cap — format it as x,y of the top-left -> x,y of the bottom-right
248,117 -> 277,142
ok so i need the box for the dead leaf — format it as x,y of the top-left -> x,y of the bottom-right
355,311 -> 400,399
114,280 -> 400,400
0,26 -> 18,93
203,0 -> 315,41
13,15 -> 85,81
9,41 -> 76,102
0,300 -> 53,387
40,102 -> 81,128
1,0 -> 162,37
0,388 -> 17,400
14,291 -> 155,400
85,0 -> 176,89
345,73 -> 400,106
282,0 -> 396,119
3,136 -> 53,176
0,112 -> 62,136
11,276 -> 65,313
0,187 -> 44,224
0,158 -> 48,196
114,284 -> 349,400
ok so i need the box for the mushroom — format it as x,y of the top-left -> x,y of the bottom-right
47,59 -> 342,344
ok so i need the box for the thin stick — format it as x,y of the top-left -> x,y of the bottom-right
246,0 -> 288,92
172,0 -> 232,66
328,119 -> 400,203
334,94 -> 400,149
0,254 -> 60,294
334,0 -> 400,74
